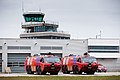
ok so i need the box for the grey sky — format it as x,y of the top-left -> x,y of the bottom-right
0,0 -> 120,39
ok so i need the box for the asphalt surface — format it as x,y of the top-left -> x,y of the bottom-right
0,72 -> 120,77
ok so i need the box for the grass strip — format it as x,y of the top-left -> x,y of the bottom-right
0,76 -> 119,80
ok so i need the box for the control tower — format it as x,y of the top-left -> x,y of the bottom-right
20,11 -> 70,39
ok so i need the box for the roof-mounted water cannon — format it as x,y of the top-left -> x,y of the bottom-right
33,54 -> 39,56
47,52 -> 55,56
83,52 -> 90,57
69,54 -> 76,56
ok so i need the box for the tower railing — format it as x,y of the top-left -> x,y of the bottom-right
45,20 -> 59,25
21,20 -> 59,27
21,30 -> 69,34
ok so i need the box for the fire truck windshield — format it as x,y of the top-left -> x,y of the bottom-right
44,57 -> 60,63
82,57 -> 97,63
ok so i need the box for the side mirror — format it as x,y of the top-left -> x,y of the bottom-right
40,58 -> 44,63
59,58 -> 61,61
77,58 -> 81,63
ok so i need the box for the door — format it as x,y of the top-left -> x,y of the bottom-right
0,53 -> 2,72
7,53 -> 30,72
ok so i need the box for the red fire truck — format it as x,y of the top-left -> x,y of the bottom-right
62,53 -> 98,74
24,53 -> 62,75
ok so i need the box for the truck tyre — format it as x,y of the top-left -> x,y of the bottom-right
50,72 -> 58,75
73,65 -> 79,74
78,71 -> 82,74
87,72 -> 95,75
42,72 -> 47,75
36,66 -> 43,75
62,66 -> 70,74
26,66 -> 34,74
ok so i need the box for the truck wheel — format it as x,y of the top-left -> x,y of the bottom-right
42,72 -> 47,75
50,72 -> 58,75
36,66 -> 42,75
78,71 -> 82,74
62,66 -> 70,74
98,70 -> 101,72
73,65 -> 79,74
26,66 -> 34,74
87,72 -> 95,75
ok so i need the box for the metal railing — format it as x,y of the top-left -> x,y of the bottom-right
21,20 -> 59,26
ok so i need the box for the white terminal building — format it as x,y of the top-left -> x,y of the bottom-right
0,11 -> 120,72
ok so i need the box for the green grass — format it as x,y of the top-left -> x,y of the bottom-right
0,76 -> 119,80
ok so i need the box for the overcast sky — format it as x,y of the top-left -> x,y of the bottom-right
0,0 -> 120,39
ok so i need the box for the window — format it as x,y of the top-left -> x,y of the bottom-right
0,46 -> 2,49
8,46 -> 19,49
7,46 -> 31,50
34,26 -> 45,32
20,46 -> 31,50
40,46 -> 51,50
89,46 -> 119,50
44,57 -> 60,63
40,46 -> 63,50
82,57 -> 97,63
52,46 -> 62,50
25,16 -> 43,22
45,26 -> 57,32
88,46 -> 119,53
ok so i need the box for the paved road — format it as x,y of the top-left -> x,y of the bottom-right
0,72 -> 120,77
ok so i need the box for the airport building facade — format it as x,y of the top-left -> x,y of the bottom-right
88,38 -> 120,72
0,11 -> 120,72
0,38 -> 120,72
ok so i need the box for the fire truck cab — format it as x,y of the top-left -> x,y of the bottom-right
24,53 -> 62,75
62,53 -> 98,74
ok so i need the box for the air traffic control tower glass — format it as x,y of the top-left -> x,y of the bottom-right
23,12 -> 44,22
23,12 -> 57,33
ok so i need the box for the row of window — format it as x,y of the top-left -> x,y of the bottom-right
34,26 -> 45,32
89,51 -> 119,53
0,62 -> 2,67
29,26 -> 57,32
25,16 -> 43,22
88,46 -> 119,50
23,36 -> 70,39
6,46 -> 63,50
0,46 -> 2,49
0,54 -> 2,68
88,46 -> 119,53
7,46 -> 31,50
40,46 -> 63,50
1,45 -> 120,52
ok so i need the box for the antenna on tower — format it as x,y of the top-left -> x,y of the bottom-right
22,0 -> 24,13
96,30 -> 102,39
39,8 -> 41,12
100,30 -> 101,38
